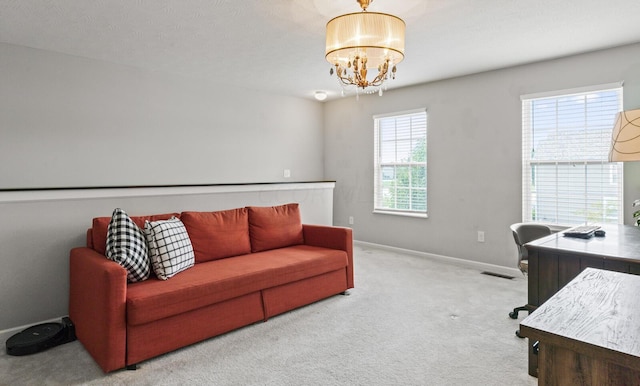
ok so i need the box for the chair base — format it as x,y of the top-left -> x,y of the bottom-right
510,305 -> 530,339
509,305 -> 528,319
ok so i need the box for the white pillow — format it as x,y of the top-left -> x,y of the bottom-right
144,217 -> 195,280
105,208 -> 150,282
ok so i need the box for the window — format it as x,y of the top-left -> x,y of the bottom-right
374,109 -> 427,217
521,84 -> 623,225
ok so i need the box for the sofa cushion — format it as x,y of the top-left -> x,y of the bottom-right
181,209 -> 251,263
105,208 -> 150,282
144,217 -> 195,280
247,203 -> 304,252
92,212 -> 179,255
126,245 -> 348,326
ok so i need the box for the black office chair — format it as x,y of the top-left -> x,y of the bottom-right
509,223 -> 551,338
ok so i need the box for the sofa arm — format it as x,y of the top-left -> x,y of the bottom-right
69,247 -> 127,372
303,225 -> 354,289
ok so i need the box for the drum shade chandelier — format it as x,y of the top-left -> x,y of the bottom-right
325,0 -> 405,95
609,109 -> 640,162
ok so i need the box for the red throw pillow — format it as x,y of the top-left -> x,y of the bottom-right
180,208 -> 252,263
92,212 -> 179,255
247,203 -> 304,252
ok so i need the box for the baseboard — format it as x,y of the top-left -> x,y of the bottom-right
0,316 -> 67,344
354,240 -> 523,278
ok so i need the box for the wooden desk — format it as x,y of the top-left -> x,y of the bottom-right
520,268 -> 640,385
524,224 -> 640,376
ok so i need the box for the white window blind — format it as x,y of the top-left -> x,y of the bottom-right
521,84 -> 623,225
374,109 -> 427,217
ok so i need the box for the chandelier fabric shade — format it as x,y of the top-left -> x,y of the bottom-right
325,12 -> 405,69
609,109 -> 640,162
325,1 -> 405,92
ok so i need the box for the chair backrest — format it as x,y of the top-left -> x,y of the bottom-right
510,223 -> 552,263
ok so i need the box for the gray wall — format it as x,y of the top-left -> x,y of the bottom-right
2,40 -> 640,333
0,42 -> 328,332
0,43 -> 323,189
325,43 -> 640,269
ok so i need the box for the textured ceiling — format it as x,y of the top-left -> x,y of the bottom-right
1,0 -> 640,101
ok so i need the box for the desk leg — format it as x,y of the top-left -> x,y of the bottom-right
528,339 -> 537,377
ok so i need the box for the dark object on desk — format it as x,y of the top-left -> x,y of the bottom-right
594,229 -> 606,237
508,223 -> 551,338
562,225 -> 601,239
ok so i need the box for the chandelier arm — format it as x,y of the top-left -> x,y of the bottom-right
367,61 -> 388,86
335,71 -> 356,87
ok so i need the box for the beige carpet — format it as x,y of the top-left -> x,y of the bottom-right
1,244 -> 536,385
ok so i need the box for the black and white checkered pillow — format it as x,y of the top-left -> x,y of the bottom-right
105,208 -> 150,282
144,217 -> 195,280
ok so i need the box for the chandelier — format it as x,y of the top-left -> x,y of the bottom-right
325,0 -> 405,96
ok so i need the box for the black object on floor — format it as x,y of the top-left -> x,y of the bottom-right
5,317 -> 76,356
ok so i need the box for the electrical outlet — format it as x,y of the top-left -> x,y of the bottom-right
348,216 -> 354,225
283,169 -> 291,178
477,231 -> 485,243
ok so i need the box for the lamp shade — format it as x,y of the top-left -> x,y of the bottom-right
609,109 -> 640,162
325,11 -> 405,70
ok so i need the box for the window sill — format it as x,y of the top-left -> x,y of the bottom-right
373,210 -> 428,219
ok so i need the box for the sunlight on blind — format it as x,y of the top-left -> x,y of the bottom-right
374,109 -> 427,216
521,86 -> 623,225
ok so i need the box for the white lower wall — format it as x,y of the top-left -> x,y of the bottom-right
0,182 -> 334,331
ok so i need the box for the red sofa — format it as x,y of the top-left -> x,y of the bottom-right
69,204 -> 353,373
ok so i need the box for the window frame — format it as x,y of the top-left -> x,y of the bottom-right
521,83 -> 624,226
373,108 -> 428,218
